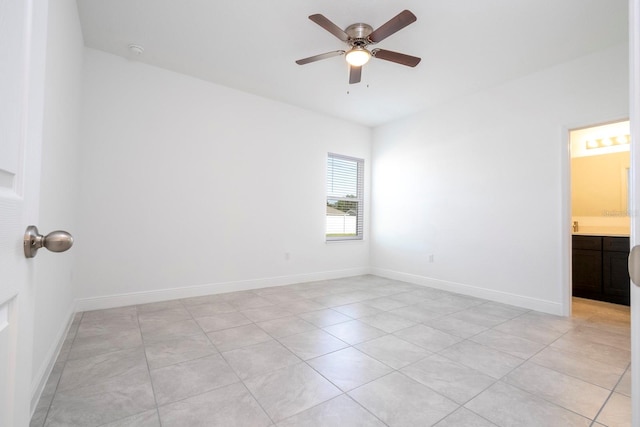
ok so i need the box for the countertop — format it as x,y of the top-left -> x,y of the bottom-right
572,231 -> 630,237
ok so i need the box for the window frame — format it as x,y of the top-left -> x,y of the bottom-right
326,153 -> 364,242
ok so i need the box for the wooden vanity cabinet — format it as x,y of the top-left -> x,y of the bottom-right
572,235 -> 630,305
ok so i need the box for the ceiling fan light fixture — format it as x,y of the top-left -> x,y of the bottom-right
345,47 -> 371,66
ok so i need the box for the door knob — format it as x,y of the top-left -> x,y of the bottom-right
629,245 -> 640,287
24,225 -> 74,258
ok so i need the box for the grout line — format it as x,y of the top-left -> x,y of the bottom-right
135,305 -> 164,427
589,361 -> 632,426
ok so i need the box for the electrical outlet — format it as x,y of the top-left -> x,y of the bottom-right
428,254 -> 434,263
285,252 -> 290,261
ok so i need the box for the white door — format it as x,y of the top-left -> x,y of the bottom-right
0,0 -> 48,425
630,0 -> 640,425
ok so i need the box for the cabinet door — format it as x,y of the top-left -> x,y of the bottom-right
603,236 -> 630,252
572,249 -> 603,297
603,251 -> 630,304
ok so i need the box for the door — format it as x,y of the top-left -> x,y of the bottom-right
0,0 -> 48,425
630,0 -> 640,424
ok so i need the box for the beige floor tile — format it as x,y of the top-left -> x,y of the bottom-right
394,324 -> 462,352
615,367 -> 632,397
439,341 -> 524,379
276,394 -> 385,427
550,333 -> 630,369
362,297 -> 409,311
144,332 -> 217,369
150,354 -> 239,405
158,382 -> 271,427
424,315 -> 488,338
332,303 -> 383,319
184,301 -> 237,317
358,312 -> 416,333
504,362 -> 610,419
222,340 -> 300,380
469,329 -> 546,359
349,372 -> 458,426
244,363 -> 341,422
595,392 -> 632,427
207,323 -> 273,351
278,329 -> 348,360
356,334 -> 431,369
140,319 -> 204,342
531,346 -> 626,390
257,316 -> 317,338
401,354 -> 496,404
492,316 -> 565,344
46,371 -> 155,427
100,409 -> 161,427
308,347 -> 393,391
58,346 -> 148,391
194,312 -> 252,332
434,407 -> 497,426
465,381 -> 591,427
298,309 -> 353,327
322,320 -> 387,345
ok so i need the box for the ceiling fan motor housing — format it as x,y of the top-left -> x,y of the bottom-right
345,23 -> 373,47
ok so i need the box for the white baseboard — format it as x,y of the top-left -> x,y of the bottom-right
75,267 -> 371,312
372,267 -> 564,315
30,303 -> 77,414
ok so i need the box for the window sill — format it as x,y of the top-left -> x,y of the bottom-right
325,238 -> 365,244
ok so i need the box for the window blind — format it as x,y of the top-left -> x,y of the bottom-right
326,153 -> 364,240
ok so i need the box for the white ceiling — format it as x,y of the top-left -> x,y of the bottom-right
76,0 -> 628,127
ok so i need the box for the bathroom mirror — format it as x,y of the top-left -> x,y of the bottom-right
571,151 -> 630,217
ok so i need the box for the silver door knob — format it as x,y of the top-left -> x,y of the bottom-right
629,245 -> 640,287
24,225 -> 74,258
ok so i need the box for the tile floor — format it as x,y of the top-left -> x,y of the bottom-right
30,276 -> 632,426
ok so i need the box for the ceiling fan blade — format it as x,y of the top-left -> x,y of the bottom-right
296,50 -> 345,65
349,65 -> 362,84
309,14 -> 349,42
372,49 -> 421,67
368,10 -> 417,43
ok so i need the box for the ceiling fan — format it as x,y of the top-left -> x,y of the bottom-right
295,10 -> 421,84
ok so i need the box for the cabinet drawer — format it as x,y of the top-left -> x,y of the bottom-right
603,236 -> 629,252
572,235 -> 602,250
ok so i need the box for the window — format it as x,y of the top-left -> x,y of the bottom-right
326,153 -> 364,241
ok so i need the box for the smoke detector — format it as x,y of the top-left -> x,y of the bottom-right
128,44 -> 144,55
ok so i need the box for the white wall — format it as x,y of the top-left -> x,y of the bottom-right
75,49 -> 371,308
31,0 -> 83,407
371,44 -> 629,314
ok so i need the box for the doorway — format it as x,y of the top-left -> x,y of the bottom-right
569,120 -> 631,308
565,120 -> 633,423
569,120 -> 631,307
